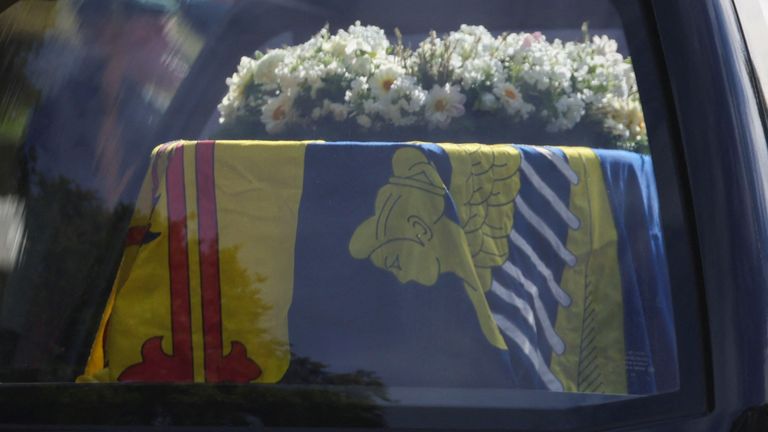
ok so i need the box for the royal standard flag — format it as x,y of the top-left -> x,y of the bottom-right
80,140 -> 678,395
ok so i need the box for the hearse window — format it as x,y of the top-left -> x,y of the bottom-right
0,0 -> 708,429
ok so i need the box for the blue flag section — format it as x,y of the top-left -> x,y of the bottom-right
289,142 -> 678,395
290,143 -> 517,388
596,149 -> 679,394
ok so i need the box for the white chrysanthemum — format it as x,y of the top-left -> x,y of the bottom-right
369,64 -> 405,99
493,82 -> 534,118
357,69 -> 426,126
425,84 -> 466,129
260,93 -> 294,134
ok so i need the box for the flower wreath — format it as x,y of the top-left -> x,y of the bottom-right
217,23 -> 647,152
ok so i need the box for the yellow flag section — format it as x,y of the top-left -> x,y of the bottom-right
550,147 -> 627,394
79,140 -> 307,383
440,143 -> 522,349
349,144 -> 521,351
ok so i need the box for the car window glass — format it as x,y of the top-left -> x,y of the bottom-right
0,0 -> 700,429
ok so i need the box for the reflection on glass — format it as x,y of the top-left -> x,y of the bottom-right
0,0 -> 226,382
0,0 -> 679,423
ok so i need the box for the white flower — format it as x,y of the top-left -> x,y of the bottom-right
591,35 -> 618,56
477,92 -> 499,111
403,85 -> 427,112
369,64 -> 405,99
344,21 -> 390,56
219,24 -> 645,149
493,82 -> 534,118
227,56 -> 256,93
253,49 -> 286,85
425,84 -> 466,129
321,21 -> 390,79
345,77 -> 369,109
547,94 -> 586,132
217,95 -> 237,124
358,68 -> 426,126
260,93 -> 294,134
446,24 -> 496,64
603,95 -> 646,142
229,63 -> 253,90
362,98 -> 383,116
319,99 -> 349,121
347,55 -> 374,76
217,56 -> 258,123
521,31 -> 545,49
517,38 -> 573,93
356,114 -> 372,128
458,57 -> 503,88
275,65 -> 300,95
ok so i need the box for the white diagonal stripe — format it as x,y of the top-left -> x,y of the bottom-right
491,280 -> 535,329
532,146 -> 579,185
515,196 -> 577,267
493,313 -> 564,392
520,157 -> 580,229
501,261 -> 565,355
509,230 -> 572,307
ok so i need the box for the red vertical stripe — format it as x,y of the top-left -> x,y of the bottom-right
120,141 -> 260,382
166,145 -> 194,379
196,140 -> 224,382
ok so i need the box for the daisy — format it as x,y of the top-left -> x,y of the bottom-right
261,93 -> 294,134
493,82 -> 534,118
369,64 -> 405,100
425,84 -> 466,129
